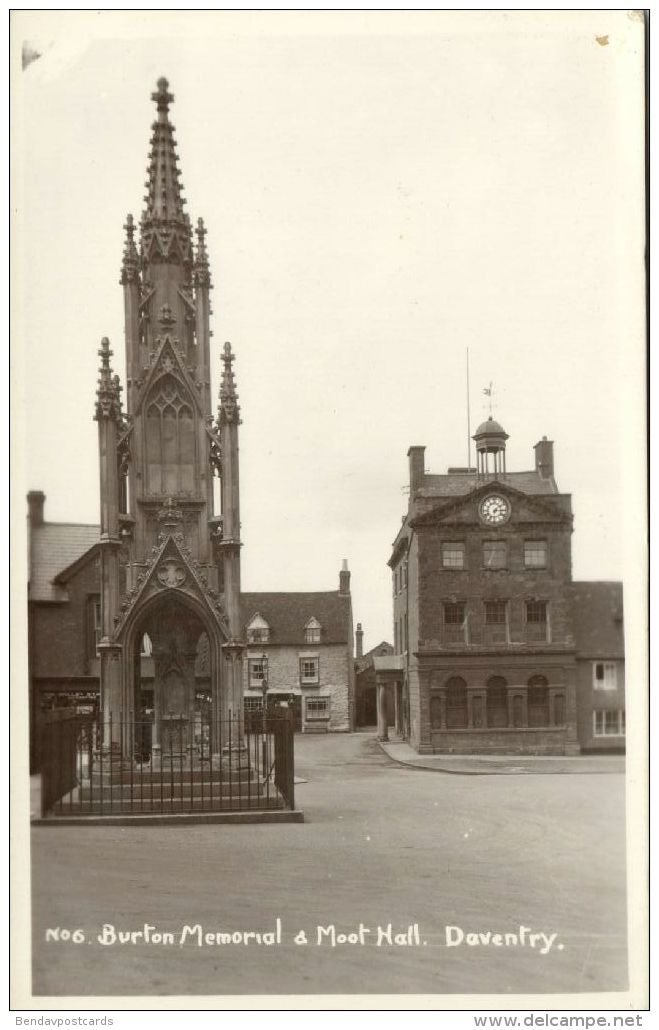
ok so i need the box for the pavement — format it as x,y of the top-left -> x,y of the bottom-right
27,731 -> 628,1000
377,738 -> 625,776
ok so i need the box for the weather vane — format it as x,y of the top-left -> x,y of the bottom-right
483,382 -> 494,417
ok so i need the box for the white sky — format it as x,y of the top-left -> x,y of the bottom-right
13,11 -> 646,650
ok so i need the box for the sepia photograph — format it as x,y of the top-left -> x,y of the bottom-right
11,9 -> 647,1011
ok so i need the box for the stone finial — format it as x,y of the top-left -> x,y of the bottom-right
218,341 -> 240,426
194,217 -> 211,286
120,213 -> 140,284
151,77 -> 174,119
95,338 -> 123,422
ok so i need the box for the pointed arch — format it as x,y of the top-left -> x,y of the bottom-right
144,372 -> 197,495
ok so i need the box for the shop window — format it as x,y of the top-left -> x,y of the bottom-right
244,697 -> 264,712
306,697 -> 330,721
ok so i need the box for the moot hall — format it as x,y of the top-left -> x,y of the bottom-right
27,79 -> 624,780
381,419 -> 625,755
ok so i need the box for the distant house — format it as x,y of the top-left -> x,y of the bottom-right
570,582 -> 625,752
241,564 -> 355,734
353,625 -> 394,728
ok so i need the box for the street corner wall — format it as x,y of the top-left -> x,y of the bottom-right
304,643 -> 351,732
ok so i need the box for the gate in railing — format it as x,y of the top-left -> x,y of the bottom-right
40,708 -> 295,817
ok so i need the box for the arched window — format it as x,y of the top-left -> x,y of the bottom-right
145,373 -> 196,495
445,676 -> 467,729
486,675 -> 508,728
528,675 -> 550,727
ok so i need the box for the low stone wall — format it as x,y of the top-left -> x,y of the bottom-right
428,727 -> 568,755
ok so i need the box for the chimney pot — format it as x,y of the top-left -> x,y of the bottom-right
534,438 -> 554,480
27,490 -> 45,527
355,622 -> 364,658
339,560 -> 351,595
407,446 -> 426,495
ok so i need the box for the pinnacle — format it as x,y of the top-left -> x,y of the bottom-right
95,337 -> 123,422
142,77 -> 189,233
218,341 -> 240,426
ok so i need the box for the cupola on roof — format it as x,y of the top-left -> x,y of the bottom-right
473,416 -> 509,440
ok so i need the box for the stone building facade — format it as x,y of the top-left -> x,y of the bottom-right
388,418 -> 625,755
241,568 -> 355,734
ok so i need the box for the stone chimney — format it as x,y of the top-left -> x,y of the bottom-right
27,490 -> 45,527
355,622 -> 364,658
339,559 -> 351,595
534,437 -> 554,480
407,446 -> 426,495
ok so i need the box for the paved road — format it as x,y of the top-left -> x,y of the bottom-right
30,732 -> 627,999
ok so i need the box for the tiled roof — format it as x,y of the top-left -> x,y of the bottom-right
419,471 -> 557,498
570,582 -> 624,658
241,592 -> 350,645
29,523 -> 100,601
356,641 -> 394,673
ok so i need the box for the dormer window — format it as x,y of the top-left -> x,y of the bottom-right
247,613 -> 270,644
305,617 -> 321,644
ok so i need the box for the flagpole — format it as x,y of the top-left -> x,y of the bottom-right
466,348 -> 472,469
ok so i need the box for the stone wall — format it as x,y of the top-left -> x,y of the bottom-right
244,644 -> 351,733
428,727 -> 568,755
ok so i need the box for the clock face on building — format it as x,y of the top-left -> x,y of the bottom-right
479,494 -> 511,525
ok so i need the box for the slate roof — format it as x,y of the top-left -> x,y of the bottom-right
29,523 -> 100,601
570,581 -> 624,659
418,470 -> 557,498
241,592 -> 349,645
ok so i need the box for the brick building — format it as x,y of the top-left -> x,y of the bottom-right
387,418 -> 625,755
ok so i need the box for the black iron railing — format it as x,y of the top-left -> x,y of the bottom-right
39,708 -> 295,817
